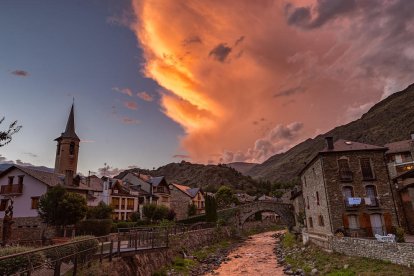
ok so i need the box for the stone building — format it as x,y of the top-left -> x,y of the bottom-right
392,169 -> 414,234
300,137 -> 399,240
290,187 -> 304,230
384,132 -> 414,178
169,183 -> 205,221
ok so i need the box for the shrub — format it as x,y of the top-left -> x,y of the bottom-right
0,246 -> 44,275
178,214 -> 206,224
77,219 -> 112,236
394,227 -> 405,242
71,235 -> 99,263
188,203 -> 197,216
44,243 -> 76,266
86,202 -> 113,219
282,232 -> 296,248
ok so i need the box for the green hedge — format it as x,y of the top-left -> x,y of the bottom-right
77,219 -> 112,236
178,214 -> 207,224
0,246 -> 44,275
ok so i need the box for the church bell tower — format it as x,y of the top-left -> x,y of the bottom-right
54,104 -> 80,184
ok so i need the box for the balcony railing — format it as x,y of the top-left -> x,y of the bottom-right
0,184 -> 23,195
339,171 -> 353,182
344,197 -> 380,209
344,226 -> 386,237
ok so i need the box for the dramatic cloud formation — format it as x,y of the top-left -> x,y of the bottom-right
124,101 -> 138,110
130,0 -> 414,163
137,91 -> 154,102
11,70 -> 29,77
113,87 -> 133,97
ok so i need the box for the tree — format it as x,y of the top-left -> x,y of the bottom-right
143,203 -> 170,222
0,117 -> 22,147
215,186 -> 239,209
188,203 -> 197,216
86,201 -> 113,219
38,186 -> 87,228
143,203 -> 157,221
205,195 -> 217,222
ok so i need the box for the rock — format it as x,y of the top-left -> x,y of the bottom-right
311,268 -> 318,275
284,270 -> 294,275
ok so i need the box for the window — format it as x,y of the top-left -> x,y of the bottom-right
348,215 -> 359,229
316,191 -> 320,206
111,197 -> 120,208
31,197 -> 40,209
18,175 -> 24,185
69,142 -> 75,155
360,158 -> 375,180
0,199 -> 9,211
308,217 -> 313,228
318,215 -> 324,226
127,198 -> 134,210
342,186 -> 354,198
365,185 -> 378,206
338,158 -> 352,181
8,176 -> 14,185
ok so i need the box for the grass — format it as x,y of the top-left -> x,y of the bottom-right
281,233 -> 414,276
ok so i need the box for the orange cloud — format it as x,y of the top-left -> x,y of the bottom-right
124,101 -> 138,110
131,0 -> 414,163
137,91 -> 154,102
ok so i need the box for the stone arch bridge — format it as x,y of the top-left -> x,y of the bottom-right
219,201 -> 295,228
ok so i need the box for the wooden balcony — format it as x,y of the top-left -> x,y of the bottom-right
0,184 -> 23,195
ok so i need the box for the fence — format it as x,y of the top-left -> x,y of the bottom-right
0,223 -> 217,275
0,228 -> 169,276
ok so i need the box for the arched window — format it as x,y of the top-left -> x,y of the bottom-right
69,142 -> 75,155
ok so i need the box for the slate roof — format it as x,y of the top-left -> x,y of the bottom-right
385,139 -> 412,154
0,165 -> 94,191
171,183 -> 200,198
320,139 -> 386,153
55,104 -> 80,141
148,176 -> 165,186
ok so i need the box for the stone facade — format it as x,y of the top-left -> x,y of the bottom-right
301,158 -> 333,236
301,139 -> 399,238
332,237 -> 414,266
393,172 -> 414,234
0,216 -> 55,245
170,187 -> 191,220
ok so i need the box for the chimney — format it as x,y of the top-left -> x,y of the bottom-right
325,136 -> 334,150
65,170 -> 74,186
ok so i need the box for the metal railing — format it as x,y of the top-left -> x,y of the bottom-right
344,226 -> 386,237
0,228 -> 170,276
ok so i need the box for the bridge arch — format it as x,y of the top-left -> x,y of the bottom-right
228,201 -> 295,229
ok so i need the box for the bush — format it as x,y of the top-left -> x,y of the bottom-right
178,214 -> 206,224
44,243 -> 76,265
282,232 -> 296,248
0,246 -> 44,275
77,219 -> 112,236
188,203 -> 197,216
393,226 -> 405,242
86,202 -> 113,219
71,235 -> 99,263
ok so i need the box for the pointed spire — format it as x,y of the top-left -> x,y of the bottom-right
56,103 -> 80,141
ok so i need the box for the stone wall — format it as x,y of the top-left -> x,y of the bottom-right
109,227 -> 232,276
169,186 -> 191,221
301,158 -> 332,235
332,237 -> 414,266
0,216 -> 55,245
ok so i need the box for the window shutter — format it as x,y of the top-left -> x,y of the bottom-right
359,213 -> 372,236
383,212 -> 393,234
342,213 -> 349,228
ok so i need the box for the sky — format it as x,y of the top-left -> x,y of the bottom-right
1,0 -> 414,175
